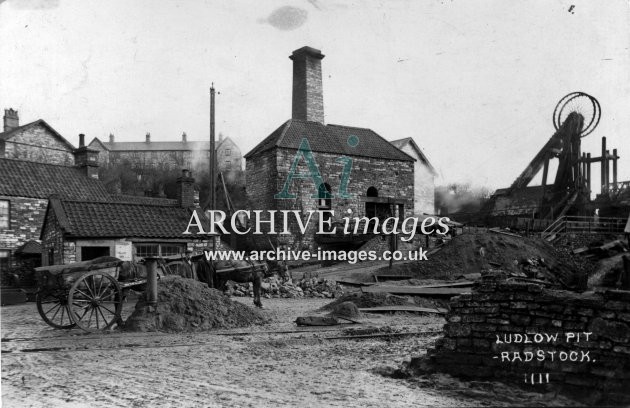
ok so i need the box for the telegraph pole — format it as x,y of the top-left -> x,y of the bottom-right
210,85 -> 216,211
209,85 -> 217,251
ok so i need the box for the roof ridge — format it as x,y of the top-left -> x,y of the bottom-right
275,119 -> 293,147
326,123 -> 374,131
62,197 -> 181,207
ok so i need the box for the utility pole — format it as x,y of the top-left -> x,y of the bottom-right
210,85 -> 216,211
209,85 -> 217,251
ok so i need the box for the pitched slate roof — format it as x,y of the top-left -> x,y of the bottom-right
0,119 -> 76,151
0,158 -> 111,201
244,119 -> 414,162
47,198 -> 213,239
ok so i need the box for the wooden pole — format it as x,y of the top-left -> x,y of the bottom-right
210,86 -> 216,211
606,149 -> 611,193
586,153 -> 592,197
210,86 -> 217,251
613,148 -> 618,192
601,137 -> 606,194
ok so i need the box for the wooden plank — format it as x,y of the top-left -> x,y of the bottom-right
488,228 -> 522,238
373,275 -> 413,281
335,280 -> 375,287
361,285 -> 469,296
359,306 -> 448,314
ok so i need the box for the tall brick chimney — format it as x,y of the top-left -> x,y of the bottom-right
3,109 -> 19,132
109,133 -> 115,143
146,132 -> 151,143
74,133 -> 99,179
182,132 -> 187,143
290,46 -> 325,124
177,169 -> 196,208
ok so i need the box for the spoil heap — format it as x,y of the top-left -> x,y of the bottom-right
125,276 -> 268,332
380,232 -> 586,287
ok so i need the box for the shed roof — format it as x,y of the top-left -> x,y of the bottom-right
45,198 -> 213,239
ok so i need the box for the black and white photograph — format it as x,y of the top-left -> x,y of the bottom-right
1,0 -> 629,406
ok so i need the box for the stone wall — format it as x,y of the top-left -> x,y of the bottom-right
3,124 -> 74,165
246,147 -> 414,251
0,196 -> 48,268
409,274 -> 630,405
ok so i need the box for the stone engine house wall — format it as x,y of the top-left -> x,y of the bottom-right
246,147 -> 414,250
411,274 -> 630,405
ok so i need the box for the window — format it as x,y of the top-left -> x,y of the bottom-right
225,149 -> 231,156
135,244 -> 159,258
225,160 -> 231,169
0,250 -> 9,272
0,200 -> 9,229
134,243 -> 184,258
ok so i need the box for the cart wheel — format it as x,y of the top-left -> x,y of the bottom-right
36,290 -> 76,329
67,271 -> 123,332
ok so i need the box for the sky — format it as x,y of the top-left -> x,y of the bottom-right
1,0 -> 629,192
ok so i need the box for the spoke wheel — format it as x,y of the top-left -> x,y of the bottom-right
553,92 -> 601,138
67,271 -> 122,332
36,290 -> 75,329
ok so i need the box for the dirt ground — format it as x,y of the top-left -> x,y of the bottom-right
2,290 -> 581,407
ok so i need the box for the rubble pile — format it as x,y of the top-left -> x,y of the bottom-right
225,276 -> 344,299
125,276 -> 268,332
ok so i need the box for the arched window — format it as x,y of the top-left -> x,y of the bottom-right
318,183 -> 332,209
367,186 -> 378,197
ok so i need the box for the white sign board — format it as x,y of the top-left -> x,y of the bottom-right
114,242 -> 133,261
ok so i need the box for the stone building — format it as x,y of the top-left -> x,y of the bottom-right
40,170 -> 213,266
0,145 -> 110,273
390,137 -> 436,215
245,46 -> 420,250
88,132 -> 242,176
0,109 -> 76,165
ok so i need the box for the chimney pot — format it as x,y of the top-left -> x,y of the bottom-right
79,134 -> 85,147
182,132 -> 187,143
109,133 -> 114,143
290,46 -> 325,123
146,132 -> 151,143
3,108 -> 19,132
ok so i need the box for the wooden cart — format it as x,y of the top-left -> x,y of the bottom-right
34,257 -> 146,332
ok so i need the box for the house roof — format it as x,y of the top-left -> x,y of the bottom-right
389,137 -> 436,174
15,240 -> 42,255
45,197 -> 213,239
90,136 -> 234,152
0,119 -> 76,151
244,119 -> 415,162
0,158 -> 111,201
